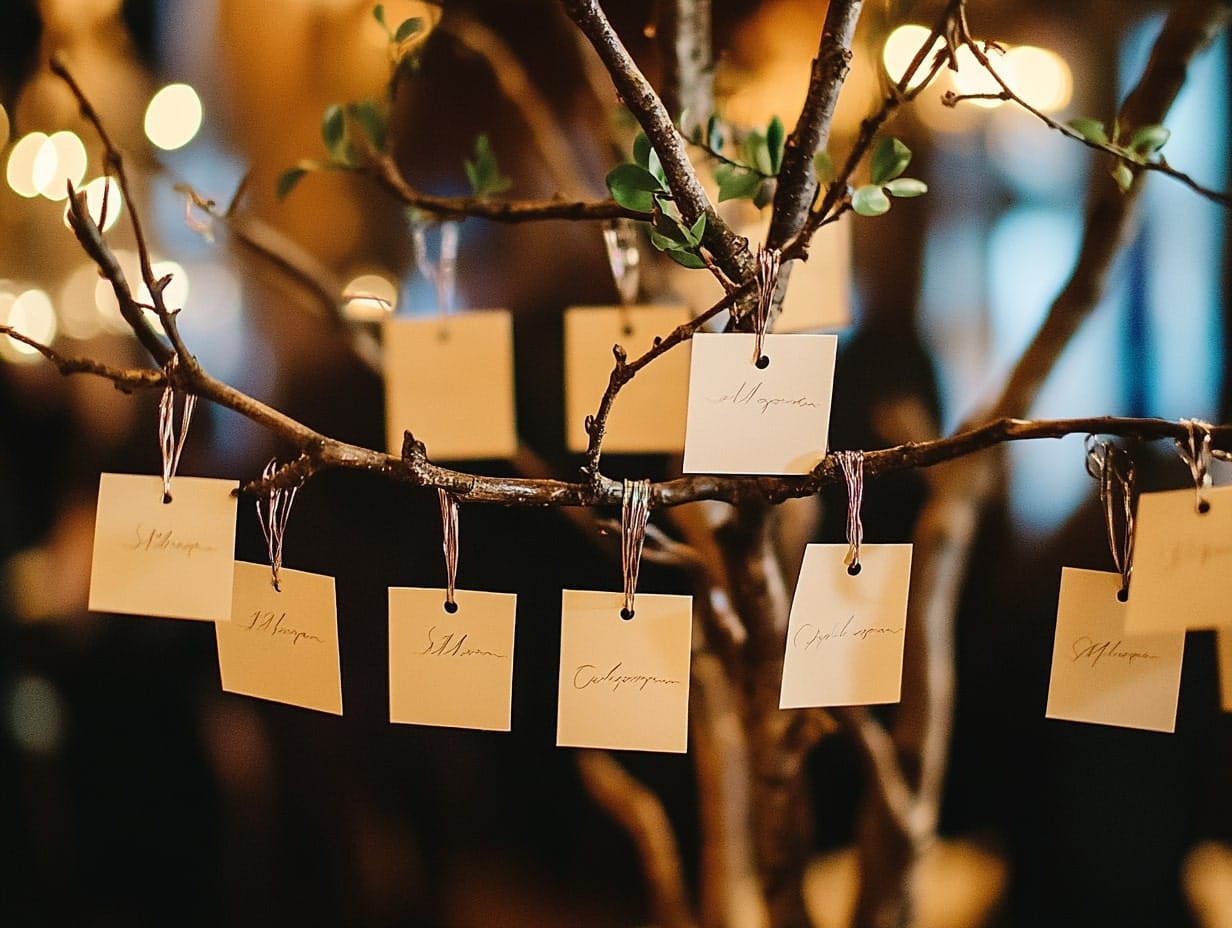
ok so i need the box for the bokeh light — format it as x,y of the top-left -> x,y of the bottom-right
952,45 -> 1007,108
144,83 -> 203,151
66,176 -> 124,233
1,288 -> 57,363
1004,45 -> 1073,113
36,130 -> 88,201
342,272 -> 397,321
882,24 -> 945,90
7,131 -> 52,198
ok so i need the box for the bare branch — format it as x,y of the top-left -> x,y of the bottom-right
0,327 -> 165,392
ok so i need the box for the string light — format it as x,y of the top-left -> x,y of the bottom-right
144,83 -> 203,151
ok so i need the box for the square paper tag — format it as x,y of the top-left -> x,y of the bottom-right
557,591 -> 692,753
388,587 -> 517,731
1218,629 -> 1232,712
1124,485 -> 1232,633
563,305 -> 692,454
217,561 -> 343,715
382,311 -> 518,460
780,544 -> 911,708
683,332 -> 837,475
89,473 -> 239,621
1046,567 -> 1184,733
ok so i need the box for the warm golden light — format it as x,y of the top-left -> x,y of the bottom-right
952,45 -> 1007,109
342,272 -> 397,321
144,83 -> 203,151
882,24 -> 945,90
36,130 -> 88,201
1,288 -> 57,362
67,176 -> 123,233
7,132 -> 51,198
1004,45 -> 1072,113
148,260 -> 189,311
0,105 -> 9,148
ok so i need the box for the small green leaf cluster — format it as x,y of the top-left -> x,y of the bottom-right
1066,117 -> 1171,191
276,99 -> 391,200
851,137 -> 927,217
373,3 -> 425,80
465,134 -> 512,198
604,132 -> 706,268
705,114 -> 784,207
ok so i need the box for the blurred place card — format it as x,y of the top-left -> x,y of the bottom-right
217,562 -> 343,715
388,587 -> 517,732
89,473 -> 238,621
683,332 -> 837,475
668,214 -> 851,332
1046,567 -> 1184,733
564,305 -> 692,454
383,310 -> 517,461
1218,629 -> 1232,712
780,544 -> 911,708
1124,485 -> 1232,634
557,590 -> 692,753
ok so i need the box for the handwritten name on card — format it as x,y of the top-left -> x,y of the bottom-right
557,591 -> 692,753
389,587 -> 517,732
564,305 -> 692,454
1046,567 -> 1184,733
216,562 -> 343,715
683,333 -> 837,475
89,473 -> 238,622
780,544 -> 911,708
1124,485 -> 1232,633
382,310 -> 518,461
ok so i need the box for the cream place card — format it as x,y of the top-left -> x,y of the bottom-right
780,544 -> 911,708
1046,567 -> 1184,733
382,310 -> 518,461
1124,485 -> 1232,633
216,561 -> 343,714
683,332 -> 837,475
564,305 -> 692,454
89,473 -> 238,621
388,587 -> 517,731
557,590 -> 692,753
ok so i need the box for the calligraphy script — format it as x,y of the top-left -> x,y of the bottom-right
419,626 -> 506,660
792,616 -> 905,650
246,610 -> 325,646
1169,540 -> 1232,569
129,524 -> 216,559
1070,636 -> 1159,668
572,661 -> 681,693
706,381 -> 819,416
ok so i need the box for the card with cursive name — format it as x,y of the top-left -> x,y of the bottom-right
1046,567 -> 1184,733
216,561 -> 343,714
563,305 -> 692,454
1217,628 -> 1232,713
382,310 -> 518,461
779,544 -> 911,708
1124,485 -> 1232,634
388,587 -> 517,731
557,590 -> 692,753
89,473 -> 239,621
683,332 -> 837,475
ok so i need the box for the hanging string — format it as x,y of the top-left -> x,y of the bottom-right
411,218 -> 460,330
835,450 -> 864,576
752,245 -> 780,368
157,354 -> 197,504
438,488 -> 459,613
256,459 -> 299,593
1085,437 -> 1135,600
603,219 -> 641,316
1175,419 -> 1214,514
621,478 -> 651,619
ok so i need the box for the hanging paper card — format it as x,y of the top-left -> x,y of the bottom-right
563,305 -> 692,453
388,587 -> 517,731
1045,567 -> 1184,733
1124,485 -> 1232,633
557,590 -> 692,753
216,562 -> 343,714
683,332 -> 837,475
1218,629 -> 1232,712
382,310 -> 517,461
780,544 -> 911,708
89,473 -> 238,621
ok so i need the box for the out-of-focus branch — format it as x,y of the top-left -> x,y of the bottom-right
0,327 -> 165,391
657,0 -> 714,136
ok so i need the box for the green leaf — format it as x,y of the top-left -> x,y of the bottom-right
870,137 -> 911,186
647,146 -> 666,185
707,113 -> 723,152
686,212 -> 706,247
632,132 -> 651,170
1111,161 -> 1134,192
742,129 -> 773,176
276,166 -> 309,201
606,162 -> 664,211
373,4 -> 386,28
813,150 -> 835,186
752,178 -> 775,210
351,99 -> 387,152
852,184 -> 891,216
651,212 -> 688,247
884,177 -> 928,198
394,17 -> 424,43
321,104 -> 347,160
714,163 -> 762,202
1068,117 -> 1108,145
766,115 -> 785,174
1128,124 -> 1170,156
465,133 -> 512,197
664,247 -> 707,269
